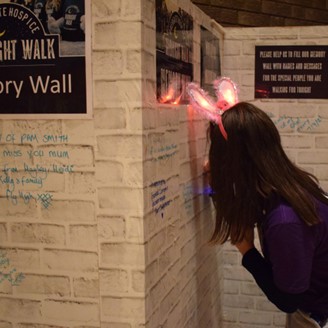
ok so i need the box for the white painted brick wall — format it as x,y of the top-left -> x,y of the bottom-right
3,1 -> 325,327
222,25 -> 328,328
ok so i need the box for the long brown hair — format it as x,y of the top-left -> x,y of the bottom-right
209,102 -> 328,244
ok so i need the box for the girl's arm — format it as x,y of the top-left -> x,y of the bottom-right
241,247 -> 306,313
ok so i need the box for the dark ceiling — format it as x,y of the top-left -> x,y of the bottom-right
191,0 -> 328,27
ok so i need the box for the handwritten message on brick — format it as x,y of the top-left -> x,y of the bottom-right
150,180 -> 172,218
0,251 -> 25,286
0,132 -> 73,208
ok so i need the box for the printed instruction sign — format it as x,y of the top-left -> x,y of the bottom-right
255,45 -> 328,99
0,0 -> 92,118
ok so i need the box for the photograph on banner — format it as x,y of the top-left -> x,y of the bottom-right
0,0 -> 92,118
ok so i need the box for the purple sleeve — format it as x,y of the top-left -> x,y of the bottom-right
264,219 -> 316,294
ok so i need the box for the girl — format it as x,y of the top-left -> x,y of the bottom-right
208,102 -> 328,327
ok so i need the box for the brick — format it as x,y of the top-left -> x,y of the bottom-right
17,324 -> 67,328
98,187 -> 143,211
280,104 -> 316,117
11,223 -> 65,245
298,151 -> 328,164
240,310 -> 272,325
100,243 -> 144,267
94,81 -> 122,107
1,248 -> 40,270
68,172 -> 96,194
162,302 -> 181,328
316,165 -> 328,179
147,229 -> 166,262
41,200 -> 95,222
316,136 -> 328,149
126,217 -> 144,241
129,108 -> 155,132
94,22 -> 141,48
0,297 -> 41,319
73,326 -> 100,328
92,0 -> 121,18
0,170 -> 65,194
145,260 -> 159,289
73,277 -> 99,298
16,274 -> 70,296
180,257 -> 197,290
96,161 -> 124,186
62,121 -> 95,146
224,40 -> 242,55
149,276 -> 170,311
0,223 -> 7,242
100,324 -> 131,328
131,270 -> 145,293
274,312 -> 287,326
160,286 -> 180,319
281,135 -> 313,149
37,146 -> 93,167
94,108 -> 126,130
223,294 -> 255,309
222,251 -> 239,265
0,322 -> 12,328
223,280 -> 239,294
222,309 -> 239,322
69,225 -> 98,250
0,280 -> 12,295
97,134 -> 145,159
241,282 -> 264,296
43,249 -> 98,272
223,54 -> 254,70
158,244 -> 180,273
256,297 -> 280,312
93,50 -> 123,77
0,198 -> 37,218
126,50 -> 142,74
99,269 -> 129,294
0,145 -> 32,167
98,216 -> 126,240
42,300 -> 99,322
102,297 -> 145,319
123,0 -> 141,17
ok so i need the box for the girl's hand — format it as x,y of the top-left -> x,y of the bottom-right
234,227 -> 255,255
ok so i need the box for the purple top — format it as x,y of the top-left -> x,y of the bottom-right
262,198 -> 328,314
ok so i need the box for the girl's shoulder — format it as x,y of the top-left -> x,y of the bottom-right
264,199 -> 300,228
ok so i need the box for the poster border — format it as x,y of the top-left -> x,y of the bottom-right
0,0 -> 93,120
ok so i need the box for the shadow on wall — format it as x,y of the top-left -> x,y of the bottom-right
182,108 -> 223,327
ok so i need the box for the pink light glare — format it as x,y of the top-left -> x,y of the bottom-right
214,77 -> 239,111
186,77 -> 239,140
159,80 -> 183,105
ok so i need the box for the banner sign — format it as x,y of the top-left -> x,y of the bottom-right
255,45 -> 328,99
0,1 -> 92,118
156,0 -> 193,104
201,26 -> 221,98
